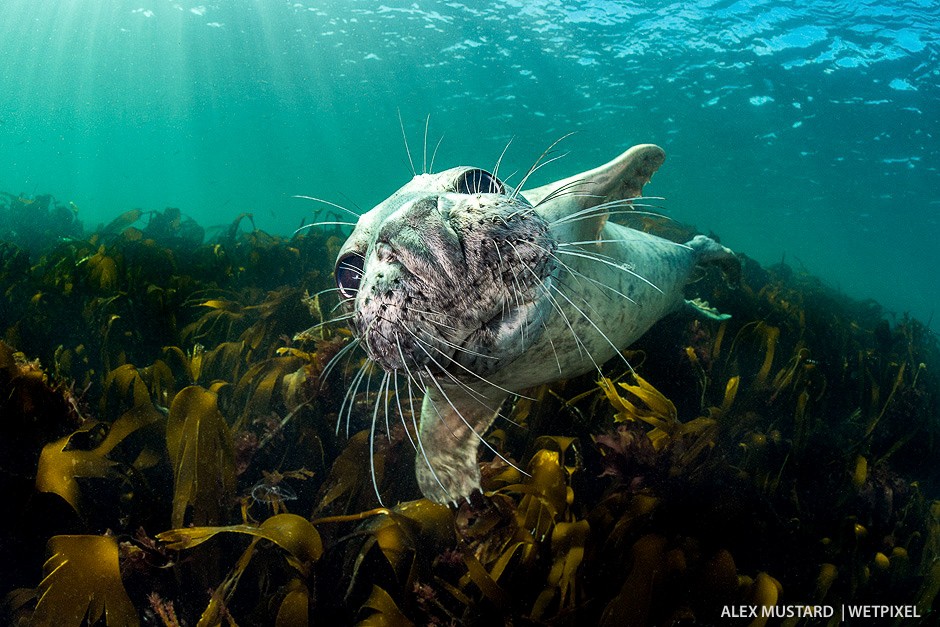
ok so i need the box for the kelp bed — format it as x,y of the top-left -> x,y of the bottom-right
1,194 -> 939,627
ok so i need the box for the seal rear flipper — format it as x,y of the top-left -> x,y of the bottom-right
525,144 -> 666,242
686,234 -> 741,285
686,298 -> 732,321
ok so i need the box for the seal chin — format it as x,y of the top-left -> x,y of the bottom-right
448,284 -> 555,378
362,291 -> 553,382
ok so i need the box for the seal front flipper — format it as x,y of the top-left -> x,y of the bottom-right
416,384 -> 509,505
524,143 -> 666,241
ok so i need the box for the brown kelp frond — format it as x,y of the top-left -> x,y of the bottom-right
181,296 -> 250,346
159,512 -> 317,627
166,386 -> 237,527
356,585 -> 415,627
597,373 -> 717,470
182,286 -> 311,361
36,399 -> 160,515
315,430 -> 385,515
231,354 -> 305,428
158,513 -> 323,575
33,534 -> 139,627
4,195 -> 940,624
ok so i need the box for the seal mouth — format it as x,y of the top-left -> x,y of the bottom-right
441,284 -> 554,380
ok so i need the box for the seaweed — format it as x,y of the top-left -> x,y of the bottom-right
1,192 -> 938,625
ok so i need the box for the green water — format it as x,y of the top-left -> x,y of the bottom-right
1,0 -> 937,325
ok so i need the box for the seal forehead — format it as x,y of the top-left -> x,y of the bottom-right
336,168 -> 473,259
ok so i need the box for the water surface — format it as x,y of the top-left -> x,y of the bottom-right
0,0 -> 936,325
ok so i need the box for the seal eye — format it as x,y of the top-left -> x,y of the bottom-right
335,253 -> 364,300
455,169 -> 504,195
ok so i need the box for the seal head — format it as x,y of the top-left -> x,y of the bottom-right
335,167 -> 557,378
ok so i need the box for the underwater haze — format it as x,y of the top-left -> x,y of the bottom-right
0,0 -> 937,326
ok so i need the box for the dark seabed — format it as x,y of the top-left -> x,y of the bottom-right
1,1 -> 939,625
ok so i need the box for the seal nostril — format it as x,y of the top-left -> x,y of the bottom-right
375,242 -> 395,262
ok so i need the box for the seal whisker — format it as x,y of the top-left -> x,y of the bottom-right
510,151 -> 570,202
338,265 -> 366,278
422,114 -> 431,175
533,178 -> 601,208
293,221 -> 358,236
558,228 -> 695,250
532,273 -> 596,366
405,307 -> 459,320
391,360 -> 415,453
313,306 -> 356,322
336,359 -> 370,437
509,132 -> 577,201
547,336 -> 563,375
549,196 -> 664,219
328,299 -> 360,316
423,365 -> 530,477
549,197 -> 668,226
500,246 -> 530,346
409,343 -> 517,430
381,371 -> 393,441
492,136 -> 514,182
420,330 -> 499,362
555,248 -> 665,294
549,283 -> 636,373
422,334 -> 533,401
539,289 -> 603,373
397,344 -> 453,499
308,286 -> 345,300
368,369 -> 387,505
563,206 -> 679,225
302,312 -> 357,334
530,242 -> 638,305
405,327 -> 527,403
556,258 -> 637,305
491,243 -> 512,321
291,195 -> 361,219
503,240 -> 541,346
318,337 -> 361,392
559,238 -> 694,251
397,108 -> 417,177
512,256 -> 599,368
510,258 -> 596,366
429,133 -> 445,174
372,310 -> 488,362
346,364 -> 373,438
404,307 -> 462,326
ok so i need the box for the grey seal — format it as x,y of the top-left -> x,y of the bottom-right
328,143 -> 736,504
